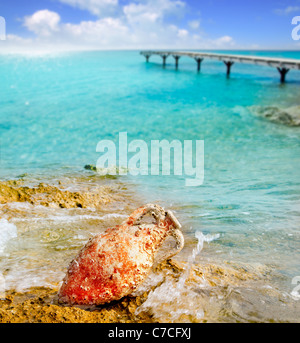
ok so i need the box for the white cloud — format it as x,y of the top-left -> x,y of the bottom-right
123,0 -> 185,25
274,6 -> 300,15
119,0 -> 188,48
177,28 -> 188,38
58,0 -> 119,16
63,17 -> 130,46
24,10 -> 61,36
123,3 -> 160,24
0,1 -> 240,53
214,35 -> 234,45
188,20 -> 200,30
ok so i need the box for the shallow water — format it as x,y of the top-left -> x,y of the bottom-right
0,50 -> 300,322
0,178 -> 134,291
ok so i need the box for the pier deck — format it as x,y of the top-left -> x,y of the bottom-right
140,51 -> 300,82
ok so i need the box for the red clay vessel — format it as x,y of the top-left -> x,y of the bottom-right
58,204 -> 184,305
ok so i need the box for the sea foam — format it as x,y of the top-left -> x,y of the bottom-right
0,219 -> 17,255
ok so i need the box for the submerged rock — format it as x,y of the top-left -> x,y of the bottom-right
249,105 -> 300,127
84,165 -> 97,172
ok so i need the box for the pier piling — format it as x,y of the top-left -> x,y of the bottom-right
173,55 -> 180,69
195,58 -> 203,72
277,67 -> 290,83
161,54 -> 168,67
224,61 -> 234,77
140,51 -> 300,83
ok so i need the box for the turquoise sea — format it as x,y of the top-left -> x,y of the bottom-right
0,50 -> 300,322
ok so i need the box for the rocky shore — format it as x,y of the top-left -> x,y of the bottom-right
0,259 -> 273,323
0,178 -> 299,323
0,179 -> 125,209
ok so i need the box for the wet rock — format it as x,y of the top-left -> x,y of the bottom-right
249,105 -> 300,127
0,287 -> 152,323
0,260 -> 298,323
84,165 -> 97,172
0,181 -> 121,209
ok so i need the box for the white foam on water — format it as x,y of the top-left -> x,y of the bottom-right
101,213 -> 127,220
131,272 -> 165,297
177,231 -> 220,289
136,231 -> 220,322
11,213 -> 127,223
0,209 -> 127,292
136,276 -> 205,322
0,219 -> 18,255
4,266 -> 64,292
5,202 -> 33,210
0,273 -> 5,298
290,291 -> 300,301
48,214 -> 106,222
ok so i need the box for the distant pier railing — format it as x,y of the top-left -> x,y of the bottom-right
140,51 -> 300,83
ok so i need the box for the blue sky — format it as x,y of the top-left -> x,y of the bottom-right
1,0 -> 300,52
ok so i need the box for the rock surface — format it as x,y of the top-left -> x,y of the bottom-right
0,180 -> 122,209
0,260 -> 267,323
250,105 -> 300,126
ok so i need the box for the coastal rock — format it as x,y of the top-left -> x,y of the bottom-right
0,287 -> 148,323
0,181 -> 120,209
249,105 -> 300,126
0,260 -> 289,323
84,165 -> 97,172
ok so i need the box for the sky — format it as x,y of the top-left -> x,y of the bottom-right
0,0 -> 300,52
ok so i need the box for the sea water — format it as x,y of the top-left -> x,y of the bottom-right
0,50 -> 300,321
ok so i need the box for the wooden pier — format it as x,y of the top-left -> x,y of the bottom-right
140,51 -> 300,83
